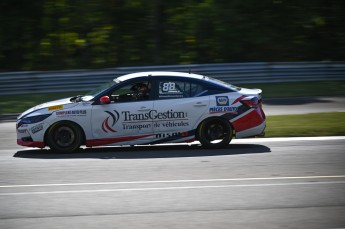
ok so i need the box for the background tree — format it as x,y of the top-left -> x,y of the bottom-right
0,0 -> 344,71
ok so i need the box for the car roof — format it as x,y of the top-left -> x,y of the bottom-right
116,71 -> 205,82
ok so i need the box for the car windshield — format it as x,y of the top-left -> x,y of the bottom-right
83,79 -> 120,99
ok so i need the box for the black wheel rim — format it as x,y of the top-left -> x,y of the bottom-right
204,122 -> 228,143
54,126 -> 75,148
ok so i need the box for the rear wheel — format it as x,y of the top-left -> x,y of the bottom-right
46,121 -> 83,153
197,118 -> 233,149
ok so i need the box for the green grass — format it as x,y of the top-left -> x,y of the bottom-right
265,112 -> 345,137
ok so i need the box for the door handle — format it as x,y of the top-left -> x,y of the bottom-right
137,106 -> 151,111
194,102 -> 207,107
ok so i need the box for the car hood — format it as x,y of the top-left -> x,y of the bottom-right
18,97 -> 78,119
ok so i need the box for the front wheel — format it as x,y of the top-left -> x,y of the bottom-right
46,121 -> 83,153
197,118 -> 233,149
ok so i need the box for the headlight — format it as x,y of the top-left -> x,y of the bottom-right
18,114 -> 51,128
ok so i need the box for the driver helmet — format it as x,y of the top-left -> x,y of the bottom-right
132,83 -> 148,93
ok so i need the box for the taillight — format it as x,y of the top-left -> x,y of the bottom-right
241,97 -> 260,108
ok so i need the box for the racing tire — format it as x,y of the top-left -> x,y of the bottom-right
197,118 -> 233,149
46,121 -> 83,153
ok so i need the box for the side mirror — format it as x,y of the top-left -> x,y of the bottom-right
100,96 -> 110,104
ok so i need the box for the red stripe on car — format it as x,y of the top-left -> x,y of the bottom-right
232,109 -> 264,132
231,95 -> 247,105
17,139 -> 45,148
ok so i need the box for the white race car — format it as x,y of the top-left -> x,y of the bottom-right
17,72 -> 266,152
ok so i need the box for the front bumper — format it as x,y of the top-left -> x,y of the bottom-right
16,122 -> 46,148
17,138 -> 45,148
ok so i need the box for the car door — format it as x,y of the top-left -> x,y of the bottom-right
152,78 -> 209,142
90,79 -> 154,145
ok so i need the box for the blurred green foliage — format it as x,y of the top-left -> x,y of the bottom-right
0,0 -> 344,71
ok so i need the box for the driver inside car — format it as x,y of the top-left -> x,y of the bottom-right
131,83 -> 150,100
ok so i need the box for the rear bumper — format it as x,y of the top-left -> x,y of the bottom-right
232,107 -> 266,138
235,120 -> 266,138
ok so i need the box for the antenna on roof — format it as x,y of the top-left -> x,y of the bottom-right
188,69 -> 191,74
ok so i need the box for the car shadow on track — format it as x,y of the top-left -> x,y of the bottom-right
13,143 -> 271,159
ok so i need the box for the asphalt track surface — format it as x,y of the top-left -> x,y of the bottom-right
0,97 -> 345,228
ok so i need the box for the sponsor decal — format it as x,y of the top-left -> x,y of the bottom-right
153,121 -> 189,128
122,121 -> 189,131
123,123 -> 151,131
209,106 -> 238,114
48,105 -> 63,111
216,96 -> 229,106
155,131 -> 189,139
102,110 -> 120,133
159,82 -> 184,98
122,110 -> 189,130
148,129 -> 196,145
210,97 -> 238,114
31,124 -> 43,134
17,129 -> 27,134
122,110 -> 187,122
159,94 -> 183,99
101,109 -> 189,133
56,110 -> 87,116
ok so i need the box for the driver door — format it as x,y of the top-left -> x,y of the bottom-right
91,80 -> 154,146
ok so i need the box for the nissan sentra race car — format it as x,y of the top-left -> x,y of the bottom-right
17,71 -> 266,152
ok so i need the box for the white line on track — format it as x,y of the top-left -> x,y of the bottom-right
1,175 -> 344,188
232,136 -> 345,143
1,180 -> 345,196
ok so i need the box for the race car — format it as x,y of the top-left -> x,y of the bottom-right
16,71 -> 266,152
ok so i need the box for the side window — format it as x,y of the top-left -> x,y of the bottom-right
190,83 -> 205,97
158,80 -> 206,99
110,80 -> 151,102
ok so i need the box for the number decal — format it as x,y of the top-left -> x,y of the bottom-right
162,82 -> 176,92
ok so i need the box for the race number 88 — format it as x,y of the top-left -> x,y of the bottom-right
162,82 -> 175,92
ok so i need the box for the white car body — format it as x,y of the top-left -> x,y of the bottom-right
17,72 -> 266,152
